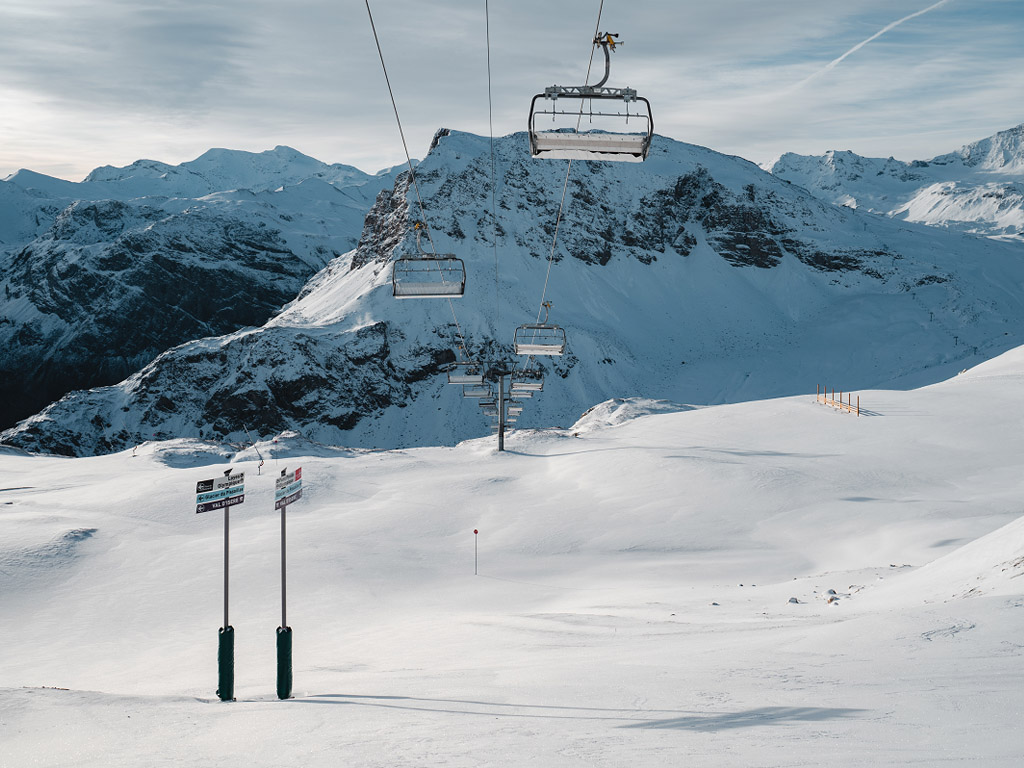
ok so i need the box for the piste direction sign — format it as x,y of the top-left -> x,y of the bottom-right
196,472 -> 245,514
274,467 -> 302,510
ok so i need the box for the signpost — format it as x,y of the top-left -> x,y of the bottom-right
196,470 -> 245,702
273,467 -> 302,699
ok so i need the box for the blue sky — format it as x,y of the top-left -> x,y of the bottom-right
1,0 -> 1022,179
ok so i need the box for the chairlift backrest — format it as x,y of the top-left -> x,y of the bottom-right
511,368 -> 544,392
447,361 -> 484,386
392,255 -> 466,299
514,323 -> 566,356
392,223 -> 466,299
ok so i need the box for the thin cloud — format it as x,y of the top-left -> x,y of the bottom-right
1,0 -> 1020,180
789,0 -> 955,91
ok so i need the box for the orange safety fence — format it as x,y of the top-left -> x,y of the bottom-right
816,385 -> 859,416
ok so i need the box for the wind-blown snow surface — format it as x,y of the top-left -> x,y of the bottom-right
1,350 -> 1022,767
6,129 -> 1024,456
768,123 -> 1024,242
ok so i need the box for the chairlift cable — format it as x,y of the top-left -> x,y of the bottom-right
365,0 -> 469,352
485,0 -> 500,332
363,0 -> 437,252
535,0 -> 606,323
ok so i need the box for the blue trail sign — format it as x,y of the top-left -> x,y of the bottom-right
196,472 -> 245,514
274,467 -> 302,510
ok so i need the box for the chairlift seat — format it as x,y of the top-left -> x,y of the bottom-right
528,86 -> 653,162
463,386 -> 492,399
511,378 -> 544,393
514,323 -> 566,356
392,256 -> 466,299
447,361 -> 484,386
531,130 -> 648,162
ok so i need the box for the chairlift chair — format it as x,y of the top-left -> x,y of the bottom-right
462,385 -> 493,399
511,366 -> 544,393
514,302 -> 566,356
507,404 -> 524,417
392,222 -> 466,299
529,32 -> 653,163
447,360 -> 485,386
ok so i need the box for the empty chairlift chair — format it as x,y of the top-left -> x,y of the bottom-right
392,222 -> 466,299
528,33 -> 653,163
463,382 -> 493,399
514,302 -> 566,356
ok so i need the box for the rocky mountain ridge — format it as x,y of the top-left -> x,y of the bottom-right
4,128 -> 1023,456
0,147 -> 400,427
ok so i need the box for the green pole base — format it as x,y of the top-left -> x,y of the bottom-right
217,626 -> 235,701
276,626 -> 293,700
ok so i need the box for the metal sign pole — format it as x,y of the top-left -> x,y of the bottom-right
217,504 -> 234,701
197,469 -> 243,702
498,375 -> 505,452
224,507 -> 229,629
281,501 -> 287,628
275,467 -> 295,700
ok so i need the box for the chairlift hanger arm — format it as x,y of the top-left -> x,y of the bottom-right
592,32 -> 622,89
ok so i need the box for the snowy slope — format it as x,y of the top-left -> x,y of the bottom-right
0,349 -> 1021,766
768,123 -> 1024,242
6,128 -> 1024,457
0,148 -> 398,429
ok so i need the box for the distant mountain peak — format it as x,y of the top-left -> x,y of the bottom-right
937,122 -> 1024,172
767,123 -> 1024,241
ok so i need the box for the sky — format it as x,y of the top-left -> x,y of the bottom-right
1,0 -> 1022,180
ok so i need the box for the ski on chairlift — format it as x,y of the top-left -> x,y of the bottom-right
392,221 -> 466,299
514,302 -> 566,356
529,32 -> 653,163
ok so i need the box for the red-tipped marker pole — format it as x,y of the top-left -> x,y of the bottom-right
474,529 -> 479,575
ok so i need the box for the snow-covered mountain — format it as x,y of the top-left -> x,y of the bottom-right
5,129 -> 1023,457
767,123 -> 1024,242
0,147 -> 398,428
